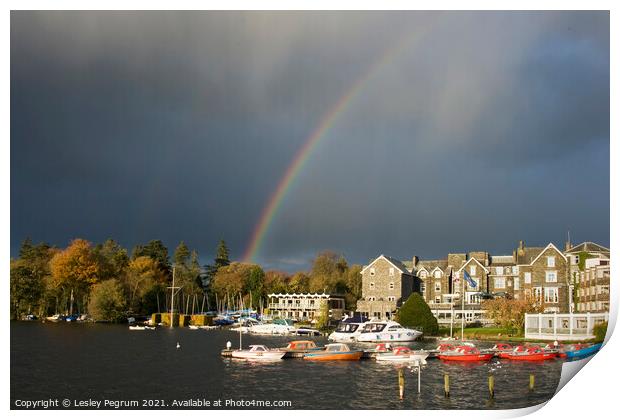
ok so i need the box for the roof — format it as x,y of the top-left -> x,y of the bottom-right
455,257 -> 490,274
490,255 -> 515,265
361,255 -> 412,275
515,246 -> 544,265
565,242 -> 610,255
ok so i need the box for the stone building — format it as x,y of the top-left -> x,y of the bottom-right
565,242 -> 610,313
356,255 -> 417,319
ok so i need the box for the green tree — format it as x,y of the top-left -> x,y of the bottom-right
593,321 -> 608,342
396,292 -> 438,336
95,239 -> 129,280
289,272 -> 310,293
309,251 -> 348,293
264,271 -> 290,294
88,279 -> 127,322
10,260 -> 44,319
215,240 -> 230,268
174,241 -> 191,268
315,301 -> 330,330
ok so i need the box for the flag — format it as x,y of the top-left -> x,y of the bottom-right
463,270 -> 477,288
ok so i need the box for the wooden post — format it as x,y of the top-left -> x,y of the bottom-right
529,374 -> 535,391
444,374 -> 450,397
398,369 -> 405,400
488,375 -> 495,398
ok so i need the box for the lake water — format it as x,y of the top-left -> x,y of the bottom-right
11,322 -> 562,410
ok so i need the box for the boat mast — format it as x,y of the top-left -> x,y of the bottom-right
168,265 -> 182,329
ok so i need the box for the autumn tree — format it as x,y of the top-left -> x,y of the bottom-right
49,239 -> 102,314
481,297 -> 540,332
132,240 -> 171,276
264,271 -> 290,294
308,251 -> 349,293
288,272 -> 310,293
123,256 -> 168,313
210,262 -> 264,309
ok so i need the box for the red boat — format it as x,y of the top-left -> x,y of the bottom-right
505,346 -> 558,361
438,346 -> 494,362
500,345 -> 527,359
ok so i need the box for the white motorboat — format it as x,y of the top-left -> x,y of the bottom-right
248,319 -> 295,335
356,321 -> 423,342
231,345 -> 286,360
129,325 -> 146,331
188,325 -> 200,330
375,346 -> 429,363
328,321 -> 368,342
230,317 -> 262,333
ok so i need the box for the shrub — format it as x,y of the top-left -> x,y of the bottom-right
396,293 -> 438,336
593,321 -> 608,343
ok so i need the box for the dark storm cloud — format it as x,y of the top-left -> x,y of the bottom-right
11,11 -> 609,270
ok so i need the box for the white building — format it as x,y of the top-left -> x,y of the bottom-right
267,293 -> 345,322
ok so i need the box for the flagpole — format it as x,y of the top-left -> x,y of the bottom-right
461,279 -> 465,341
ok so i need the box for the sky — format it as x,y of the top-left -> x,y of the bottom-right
10,11 -> 610,271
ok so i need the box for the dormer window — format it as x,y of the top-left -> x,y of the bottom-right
420,271 -> 427,278
434,270 -> 441,279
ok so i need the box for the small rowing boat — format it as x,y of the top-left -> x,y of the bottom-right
376,346 -> 429,363
304,343 -> 363,361
504,345 -> 557,361
438,345 -> 493,362
564,343 -> 602,359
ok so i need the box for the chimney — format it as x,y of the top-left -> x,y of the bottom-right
565,240 -> 572,252
412,256 -> 419,267
518,240 -> 525,256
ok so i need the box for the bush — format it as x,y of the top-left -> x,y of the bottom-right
593,321 -> 608,343
396,293 -> 438,336
88,279 -> 127,322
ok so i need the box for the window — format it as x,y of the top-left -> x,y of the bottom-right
368,296 -> 376,302
547,256 -> 555,267
533,287 -> 542,302
434,281 -> 442,292
470,266 -> 477,276
435,297 -> 441,303
369,282 -> 375,290
545,271 -> 557,283
495,267 -> 503,275
513,266 -> 519,275
524,272 -> 531,284
434,270 -> 442,278
370,267 -> 375,276
389,267 -> 395,276
389,282 -> 395,290
514,277 -> 520,290
419,271 -> 427,278
544,287 -> 559,303
387,296 -> 396,302
420,283 -> 426,294
494,277 -> 506,289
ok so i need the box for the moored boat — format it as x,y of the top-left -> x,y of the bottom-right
356,321 -> 422,342
505,346 -> 557,361
280,340 -> 322,352
438,345 -> 493,362
304,343 -> 363,361
328,318 -> 368,342
376,346 -> 429,363
231,345 -> 286,360
564,343 -> 602,359
129,325 -> 147,331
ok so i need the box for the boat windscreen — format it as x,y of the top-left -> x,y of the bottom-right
336,323 -> 359,333
362,323 -> 386,333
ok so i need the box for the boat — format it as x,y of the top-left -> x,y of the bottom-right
564,343 -> 602,359
188,325 -> 200,330
230,317 -> 262,333
356,321 -> 423,342
231,345 -> 286,360
505,346 -> 557,361
280,340 -> 322,353
376,346 -> 429,363
304,343 -> 363,361
438,345 -> 494,362
500,345 -> 527,359
293,327 -> 322,336
492,343 -> 514,358
45,314 -> 63,322
213,315 -> 235,326
248,319 -> 296,335
328,320 -> 368,342
129,325 -> 146,331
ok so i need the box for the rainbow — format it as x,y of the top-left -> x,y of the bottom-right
242,25 -> 432,263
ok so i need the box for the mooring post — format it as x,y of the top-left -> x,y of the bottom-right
529,374 -> 535,391
417,363 -> 421,394
444,374 -> 450,397
488,375 -> 495,398
398,369 -> 405,400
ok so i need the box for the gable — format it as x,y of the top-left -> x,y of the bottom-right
529,243 -> 567,266
360,255 -> 407,275
456,257 -> 490,274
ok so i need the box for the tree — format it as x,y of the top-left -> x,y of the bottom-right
396,292 -> 438,336
95,239 -> 129,280
10,260 -> 44,319
132,240 -> 171,275
481,297 -> 540,332
174,241 -> 191,268
264,271 -> 290,294
123,256 -> 167,313
315,301 -> 330,330
308,251 -> 348,293
88,279 -> 127,322
289,272 -> 310,293
215,240 -> 230,268
210,262 -> 264,309
49,239 -> 102,313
